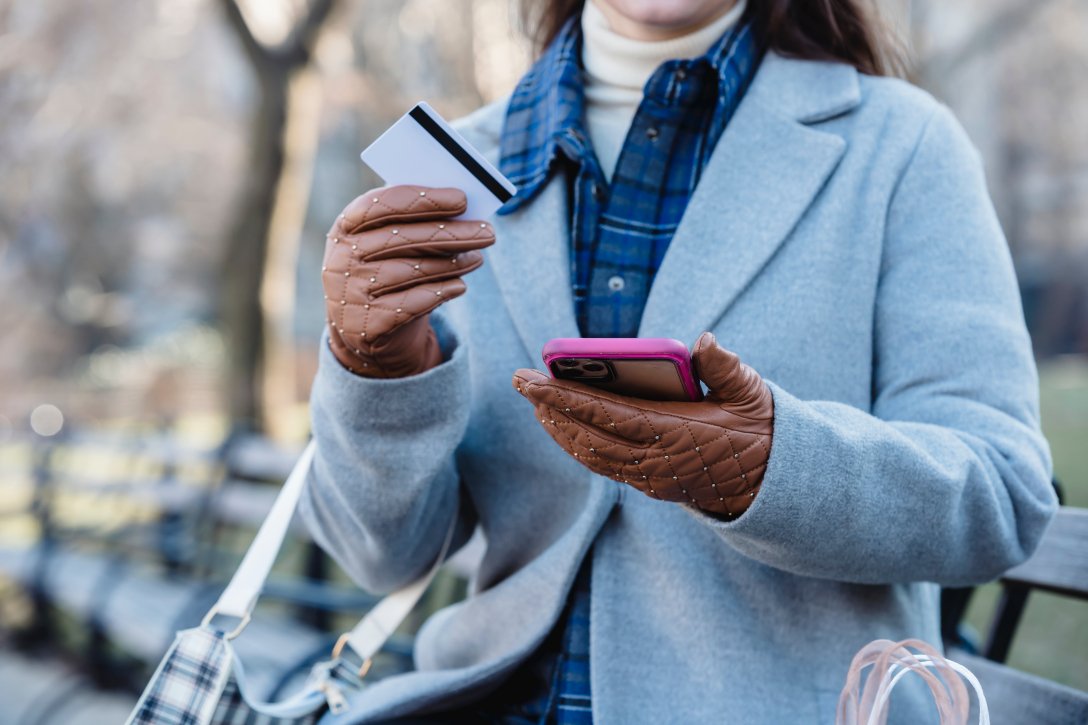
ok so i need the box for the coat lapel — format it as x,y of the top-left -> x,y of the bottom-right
487,175 -> 580,362
638,54 -> 859,345
485,53 -> 861,358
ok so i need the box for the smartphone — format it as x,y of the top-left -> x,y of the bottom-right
542,338 -> 703,402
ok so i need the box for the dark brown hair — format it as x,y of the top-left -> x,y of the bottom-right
519,0 -> 905,77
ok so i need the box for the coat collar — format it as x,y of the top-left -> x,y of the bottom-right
484,53 -> 861,361
496,16 -> 760,215
745,52 -> 861,124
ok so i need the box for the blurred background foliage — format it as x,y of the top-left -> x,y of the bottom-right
0,0 -> 1085,437
0,0 -> 530,439
0,0 -> 1086,718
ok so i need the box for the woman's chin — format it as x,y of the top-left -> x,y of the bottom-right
595,0 -> 738,38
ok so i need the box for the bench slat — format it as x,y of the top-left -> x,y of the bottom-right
1002,508 -> 1088,599
0,546 -> 329,697
0,651 -> 136,724
949,649 -> 1088,723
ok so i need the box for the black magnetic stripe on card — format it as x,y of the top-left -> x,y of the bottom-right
409,105 -> 514,203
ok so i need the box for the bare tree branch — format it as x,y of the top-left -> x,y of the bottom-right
282,0 -> 336,68
219,0 -> 271,71
220,0 -> 336,71
215,0 -> 339,427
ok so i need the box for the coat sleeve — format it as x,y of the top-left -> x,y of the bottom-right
693,104 -> 1057,586
298,312 -> 474,594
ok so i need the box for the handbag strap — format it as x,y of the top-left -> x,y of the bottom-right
210,441 -> 317,621
204,440 -> 456,663
341,509 -> 456,661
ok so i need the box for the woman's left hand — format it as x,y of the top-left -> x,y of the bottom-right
513,332 -> 774,519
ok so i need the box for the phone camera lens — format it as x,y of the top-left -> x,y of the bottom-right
557,359 -> 579,368
582,362 -> 605,373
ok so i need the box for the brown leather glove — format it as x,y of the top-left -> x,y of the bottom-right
513,332 -> 774,519
322,185 -> 495,378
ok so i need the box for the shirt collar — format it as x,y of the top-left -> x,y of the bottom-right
643,19 -> 757,108
498,17 -> 587,214
498,15 -> 759,215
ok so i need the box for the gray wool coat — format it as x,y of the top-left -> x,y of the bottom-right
300,52 -> 1056,723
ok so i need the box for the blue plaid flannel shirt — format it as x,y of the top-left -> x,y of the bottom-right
494,15 -> 760,724
498,16 -> 760,337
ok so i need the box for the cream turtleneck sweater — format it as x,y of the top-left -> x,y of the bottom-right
581,0 -> 747,180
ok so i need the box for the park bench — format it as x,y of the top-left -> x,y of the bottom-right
4,428 -> 1083,723
944,506 -> 1088,722
0,648 -> 135,725
0,428 -> 426,720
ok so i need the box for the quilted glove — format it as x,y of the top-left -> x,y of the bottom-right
512,332 -> 774,519
323,185 -> 495,378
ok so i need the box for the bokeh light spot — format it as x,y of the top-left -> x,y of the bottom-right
29,404 -> 64,437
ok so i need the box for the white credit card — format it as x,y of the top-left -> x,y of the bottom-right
360,101 -> 517,220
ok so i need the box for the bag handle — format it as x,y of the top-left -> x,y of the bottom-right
837,639 -> 989,725
202,440 -> 456,665
867,653 -> 989,725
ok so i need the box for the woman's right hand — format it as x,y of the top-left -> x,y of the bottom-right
322,185 -> 495,378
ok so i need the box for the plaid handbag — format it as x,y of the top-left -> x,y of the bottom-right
126,441 -> 455,725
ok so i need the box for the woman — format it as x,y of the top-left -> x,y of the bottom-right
303,0 -> 1056,722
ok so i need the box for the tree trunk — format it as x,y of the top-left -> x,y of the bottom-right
216,0 -> 335,430
220,66 -> 291,429
260,69 -> 324,440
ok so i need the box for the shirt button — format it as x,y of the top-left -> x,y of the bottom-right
592,183 -> 607,201
676,68 -> 687,80
608,275 -> 625,292
645,126 -> 659,140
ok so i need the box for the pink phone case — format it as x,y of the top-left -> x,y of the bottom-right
542,338 -> 703,402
